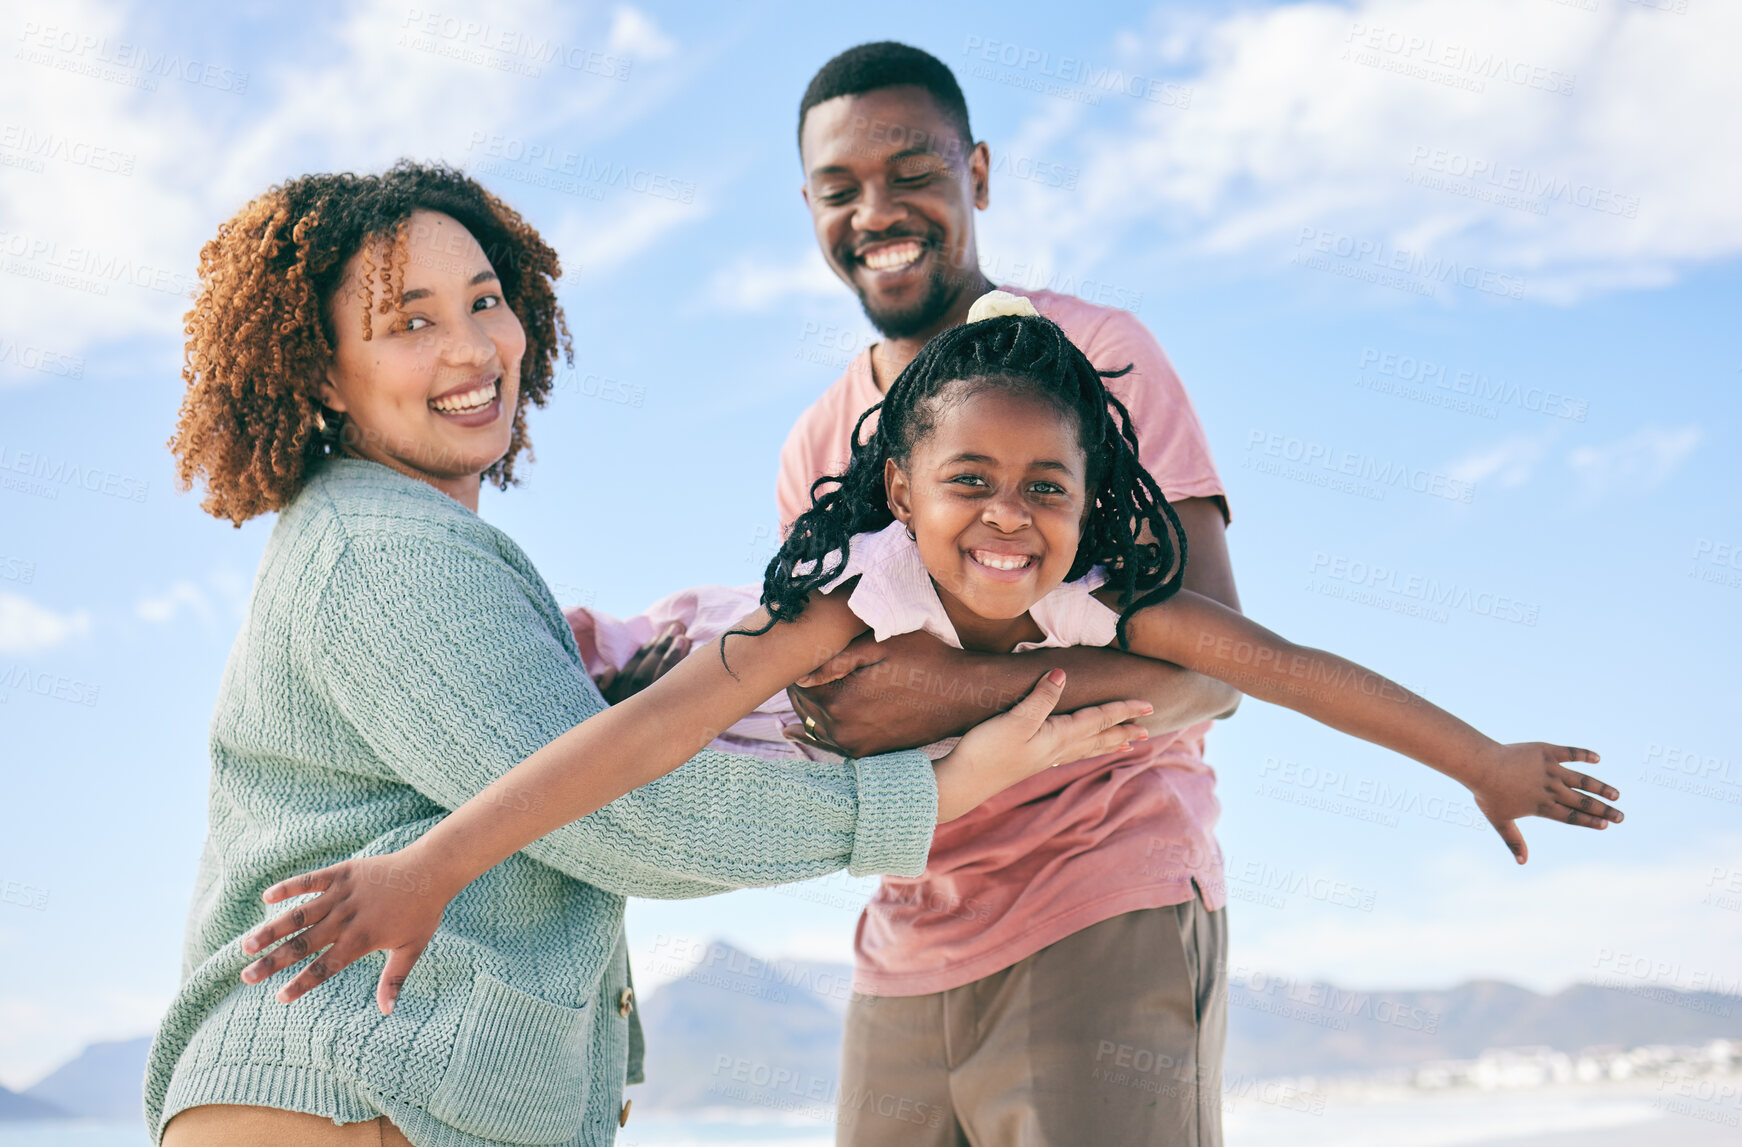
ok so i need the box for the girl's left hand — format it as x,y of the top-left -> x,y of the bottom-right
1469,743 -> 1621,864
238,847 -> 451,1014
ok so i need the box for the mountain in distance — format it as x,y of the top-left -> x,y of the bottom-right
9,1036 -> 151,1122
631,941 -> 1741,1112
1222,974 -> 1742,1078
635,941 -> 853,1112
9,949 -> 1737,1120
0,1084 -> 66,1121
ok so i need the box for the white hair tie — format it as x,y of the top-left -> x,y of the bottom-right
965,289 -> 1039,324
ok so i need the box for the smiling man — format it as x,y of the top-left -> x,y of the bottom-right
777,42 -> 1242,1147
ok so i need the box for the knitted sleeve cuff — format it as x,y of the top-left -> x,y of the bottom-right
846,749 -> 938,878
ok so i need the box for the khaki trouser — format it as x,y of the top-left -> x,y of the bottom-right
163,1103 -> 416,1146
837,896 -> 1228,1147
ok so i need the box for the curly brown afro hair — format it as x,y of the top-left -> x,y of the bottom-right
169,159 -> 573,525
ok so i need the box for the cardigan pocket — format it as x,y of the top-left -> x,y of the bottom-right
427,970 -> 593,1144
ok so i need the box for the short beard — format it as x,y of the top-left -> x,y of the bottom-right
856,255 -> 970,340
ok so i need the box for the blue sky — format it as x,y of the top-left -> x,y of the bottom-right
1,0 -> 1738,1089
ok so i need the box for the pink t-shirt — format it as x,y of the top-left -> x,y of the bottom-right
776,287 -> 1230,997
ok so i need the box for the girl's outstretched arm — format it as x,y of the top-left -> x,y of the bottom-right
242,587 -> 1153,1011
1112,588 -> 1623,864
240,589 -> 871,1009
387,592 -> 875,892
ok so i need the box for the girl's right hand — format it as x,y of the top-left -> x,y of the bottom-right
933,669 -> 1152,822
239,848 -> 452,1014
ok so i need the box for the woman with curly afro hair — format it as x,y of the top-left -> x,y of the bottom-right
168,160 -> 568,523
145,162 -> 1122,1147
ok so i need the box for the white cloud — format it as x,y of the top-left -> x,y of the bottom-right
980,0 -> 1742,304
133,567 -> 252,627
134,580 -> 215,626
703,250 -> 843,313
1230,838 -> 1742,994
1566,424 -> 1702,496
1442,424 -> 1700,496
0,592 -> 92,654
1445,430 -> 1558,489
0,0 -> 689,367
608,4 -> 676,61
550,189 -> 712,282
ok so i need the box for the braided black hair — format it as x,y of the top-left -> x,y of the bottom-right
736,310 -> 1187,658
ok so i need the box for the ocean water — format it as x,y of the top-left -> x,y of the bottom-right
1221,1085 -> 1727,1147
0,1130 -> 146,1147
1,1086 -> 1734,1147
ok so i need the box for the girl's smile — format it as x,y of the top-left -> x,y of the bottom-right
965,545 -> 1039,579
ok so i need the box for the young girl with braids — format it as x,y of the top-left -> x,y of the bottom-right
238,291 -> 1624,1013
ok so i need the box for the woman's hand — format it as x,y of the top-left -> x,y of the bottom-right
594,621 -> 690,704
1467,743 -> 1622,864
239,846 -> 454,1014
932,668 -> 1153,822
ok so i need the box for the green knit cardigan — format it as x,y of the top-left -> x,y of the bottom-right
144,458 -> 938,1146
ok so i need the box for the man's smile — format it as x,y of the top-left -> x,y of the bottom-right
858,238 -> 926,272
